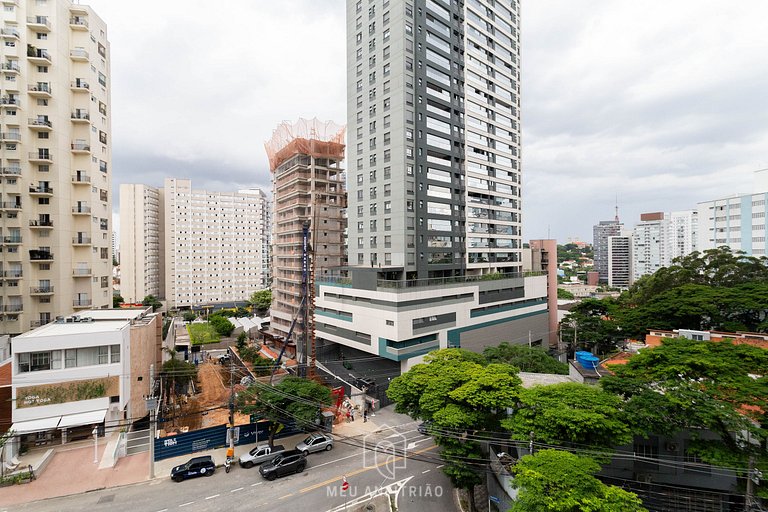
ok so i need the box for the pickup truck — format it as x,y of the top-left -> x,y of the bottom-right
239,444 -> 286,468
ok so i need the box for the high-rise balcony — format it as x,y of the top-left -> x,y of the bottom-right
28,185 -> 53,196
72,172 -> 91,184
29,249 -> 53,261
72,235 -> 91,245
73,299 -> 92,308
4,270 -> 22,279
4,304 -> 23,313
0,96 -> 20,105
28,118 -> 52,130
30,285 -> 54,295
27,48 -> 52,65
73,268 -> 92,277
0,201 -> 21,210
1,62 -> 20,74
0,28 -> 19,39
69,16 -> 88,30
71,79 -> 90,91
0,167 -> 21,176
3,236 -> 22,244
70,141 -> 90,153
27,83 -> 51,97
69,48 -> 89,62
71,111 -> 90,123
28,152 -> 53,163
0,132 -> 21,141
29,219 -> 53,229
71,204 -> 91,215
26,16 -> 51,31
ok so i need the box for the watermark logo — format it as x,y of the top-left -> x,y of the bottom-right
363,424 -> 407,479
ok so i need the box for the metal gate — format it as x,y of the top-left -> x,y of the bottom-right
126,429 -> 150,455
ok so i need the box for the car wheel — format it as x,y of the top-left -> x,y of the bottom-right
302,450 -> 309,457
266,472 -> 277,481
206,467 -> 214,476
325,444 -> 333,451
173,475 -> 183,483
243,461 -> 254,469
296,464 -> 305,473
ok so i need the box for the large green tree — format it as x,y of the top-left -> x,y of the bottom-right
387,349 -> 521,512
142,294 -> 162,312
510,449 -> 647,512
483,343 -> 568,374
502,382 -> 632,455
601,337 -> 768,495
560,298 -> 623,355
236,376 -> 331,448
249,289 -> 272,313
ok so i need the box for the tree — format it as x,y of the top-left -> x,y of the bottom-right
142,295 -> 162,312
557,288 -> 576,300
387,349 -> 521,511
182,310 -> 197,323
236,331 -> 248,350
483,343 -> 568,375
601,338 -> 768,475
510,449 -> 647,512
502,382 -> 632,455
236,376 -> 331,447
112,294 -> 123,308
208,314 -> 235,337
249,290 -> 272,313
560,298 -> 624,355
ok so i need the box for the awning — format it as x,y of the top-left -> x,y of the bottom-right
11,416 -> 61,434
58,409 -> 107,429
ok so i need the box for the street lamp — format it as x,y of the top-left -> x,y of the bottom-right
92,426 -> 99,463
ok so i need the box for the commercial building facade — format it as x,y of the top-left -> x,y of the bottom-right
0,0 -> 113,335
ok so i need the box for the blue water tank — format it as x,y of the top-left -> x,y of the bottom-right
575,351 -> 599,370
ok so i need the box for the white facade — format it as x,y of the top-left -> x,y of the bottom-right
119,183 -> 161,303
0,1 -> 112,335
698,193 -> 768,256
667,210 -> 698,260
632,217 -> 665,280
162,178 -> 270,309
608,234 -> 632,289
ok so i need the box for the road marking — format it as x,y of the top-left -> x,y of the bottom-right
231,487 -> 243,492
310,452 -> 360,469
155,509 -> 168,512
178,503 -> 194,508
278,493 -> 294,500
300,444 -> 437,494
205,494 -> 220,500
436,464 -> 443,469
251,482 -> 263,487
422,469 -> 431,474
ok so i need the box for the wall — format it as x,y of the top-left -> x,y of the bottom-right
128,314 -> 162,420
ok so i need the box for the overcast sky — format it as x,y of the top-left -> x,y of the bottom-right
86,0 -> 768,243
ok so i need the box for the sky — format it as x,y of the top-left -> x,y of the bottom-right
85,0 -> 768,243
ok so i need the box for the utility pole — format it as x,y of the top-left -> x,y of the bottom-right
528,330 -> 532,348
145,363 -> 156,480
228,346 -> 235,462
745,454 -> 763,512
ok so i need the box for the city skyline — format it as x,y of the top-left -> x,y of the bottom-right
85,0 -> 768,242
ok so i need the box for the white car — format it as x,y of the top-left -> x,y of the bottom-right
295,433 -> 333,455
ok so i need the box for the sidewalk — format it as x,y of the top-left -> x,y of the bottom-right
0,405 -> 418,508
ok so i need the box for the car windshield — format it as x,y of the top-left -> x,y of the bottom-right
271,454 -> 284,464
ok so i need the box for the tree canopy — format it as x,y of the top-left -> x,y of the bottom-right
502,382 -> 632,453
483,342 -> 568,375
601,337 -> 768,468
249,289 -> 272,312
236,376 -> 331,447
511,449 -> 647,512
142,294 -> 162,312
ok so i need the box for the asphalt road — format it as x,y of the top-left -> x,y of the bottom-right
11,423 -> 455,512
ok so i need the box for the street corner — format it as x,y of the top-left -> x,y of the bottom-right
361,423 -> 408,480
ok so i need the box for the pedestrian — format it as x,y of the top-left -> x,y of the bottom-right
350,409 -> 355,422
346,410 -> 352,423
363,409 -> 368,423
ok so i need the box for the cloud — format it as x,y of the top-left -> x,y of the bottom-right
88,0 -> 768,244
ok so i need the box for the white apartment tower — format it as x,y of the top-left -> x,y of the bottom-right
347,0 -> 522,278
161,178 -> 270,309
0,1 -> 112,335
631,210 -> 698,281
608,233 -> 632,289
119,184 -> 161,304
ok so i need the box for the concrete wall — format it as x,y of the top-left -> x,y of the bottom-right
128,314 -> 162,420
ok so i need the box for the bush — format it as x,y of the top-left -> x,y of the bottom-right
183,311 -> 197,322
236,332 -> 248,350
209,314 -> 235,337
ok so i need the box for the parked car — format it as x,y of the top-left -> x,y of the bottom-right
418,421 -> 433,435
295,432 -> 334,455
239,444 -> 286,468
171,455 -> 216,482
258,450 -> 306,480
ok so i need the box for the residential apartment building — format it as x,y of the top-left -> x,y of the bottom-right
697,169 -> 768,256
119,183 -> 161,303
8,307 -> 161,452
607,233 -> 632,289
161,178 -> 270,309
313,0 -> 550,374
265,119 -> 347,355
632,210 -> 697,281
593,218 -> 622,284
0,0 -> 112,335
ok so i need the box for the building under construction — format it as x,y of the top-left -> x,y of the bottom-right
264,119 -> 347,371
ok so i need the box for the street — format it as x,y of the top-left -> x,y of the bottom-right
8,422 -> 456,512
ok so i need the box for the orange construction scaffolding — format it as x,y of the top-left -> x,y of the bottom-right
265,118 -> 346,172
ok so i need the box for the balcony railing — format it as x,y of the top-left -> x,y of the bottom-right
26,16 -> 51,29
27,49 -> 52,62
28,118 -> 52,128
3,236 -> 22,244
69,48 -> 89,60
28,83 -> 51,94
0,167 -> 21,175
29,250 -> 54,260
0,28 -> 19,38
4,304 -> 23,312
1,202 -> 21,209
29,186 -> 53,194
72,205 -> 91,214
0,132 -> 21,141
72,173 -> 91,184
30,286 -> 54,294
4,271 -> 22,279
28,152 -> 53,161
71,80 -> 90,90
71,111 -> 90,121
73,299 -> 92,308
73,268 -> 92,276
29,219 -> 54,227
69,16 -> 88,29
0,96 -> 20,105
70,141 -> 90,152
72,235 -> 91,244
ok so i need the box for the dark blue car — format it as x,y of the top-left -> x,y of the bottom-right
171,455 -> 216,482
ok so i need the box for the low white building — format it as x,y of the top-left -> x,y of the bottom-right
10,308 -> 160,449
